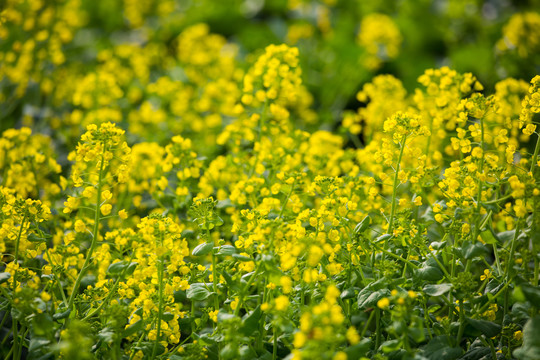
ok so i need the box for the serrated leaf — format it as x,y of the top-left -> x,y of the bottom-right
423,283 -> 452,297
192,242 -> 214,256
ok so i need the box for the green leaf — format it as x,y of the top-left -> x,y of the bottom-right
514,316 -> 540,360
381,339 -> 401,353
423,283 -> 452,297
32,313 -> 55,337
222,270 -> 239,291
28,337 -> 51,355
233,253 -> 253,262
496,230 -> 515,244
98,327 -> 115,343
462,241 -> 489,260
107,261 -> 131,275
460,347 -> 490,360
357,289 -> 391,309
217,245 -> 236,256
479,229 -> 498,245
217,311 -> 237,322
186,283 -> 212,301
122,320 -> 143,338
422,336 -> 462,360
354,216 -> 371,234
192,242 -> 214,256
0,272 -> 10,284
27,233 -> 50,242
162,312 -> 174,321
340,288 -> 356,300
416,265 -> 443,281
53,308 -> 71,321
517,284 -> 540,305
345,338 -> 371,359
240,305 -> 262,336
375,234 -> 392,243
465,317 -> 502,338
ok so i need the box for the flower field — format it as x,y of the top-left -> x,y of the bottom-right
1,1 -> 540,359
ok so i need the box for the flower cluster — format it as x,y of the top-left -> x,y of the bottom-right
357,13 -> 402,70
1,3 -> 540,359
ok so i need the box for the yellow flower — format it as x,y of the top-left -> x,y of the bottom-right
118,209 -> 128,219
74,219 -> 86,233
377,297 -> 390,309
209,310 -> 218,323
346,326 -> 360,345
100,204 -> 112,216
293,332 -> 306,348
480,269 -> 491,281
333,352 -> 347,360
275,295 -> 289,311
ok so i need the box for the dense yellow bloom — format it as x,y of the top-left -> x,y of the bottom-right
498,12 -> 540,58
357,13 -> 402,69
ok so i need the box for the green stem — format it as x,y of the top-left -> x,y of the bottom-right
234,263 -> 262,316
278,178 -> 296,219
473,115 -> 486,244
493,244 -> 502,277
273,324 -> 278,360
375,308 -> 381,350
530,131 -> 540,173
372,242 -> 419,270
67,149 -> 106,312
82,251 -> 136,321
534,256 -> 539,287
208,224 -> 219,311
360,310 -> 375,338
151,253 -> 165,359
249,100 -> 268,177
44,248 -> 68,305
456,300 -> 465,347
480,278 -> 513,314
12,214 -> 26,360
386,135 -> 407,246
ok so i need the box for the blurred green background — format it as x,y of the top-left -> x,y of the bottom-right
1,0 -> 539,131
